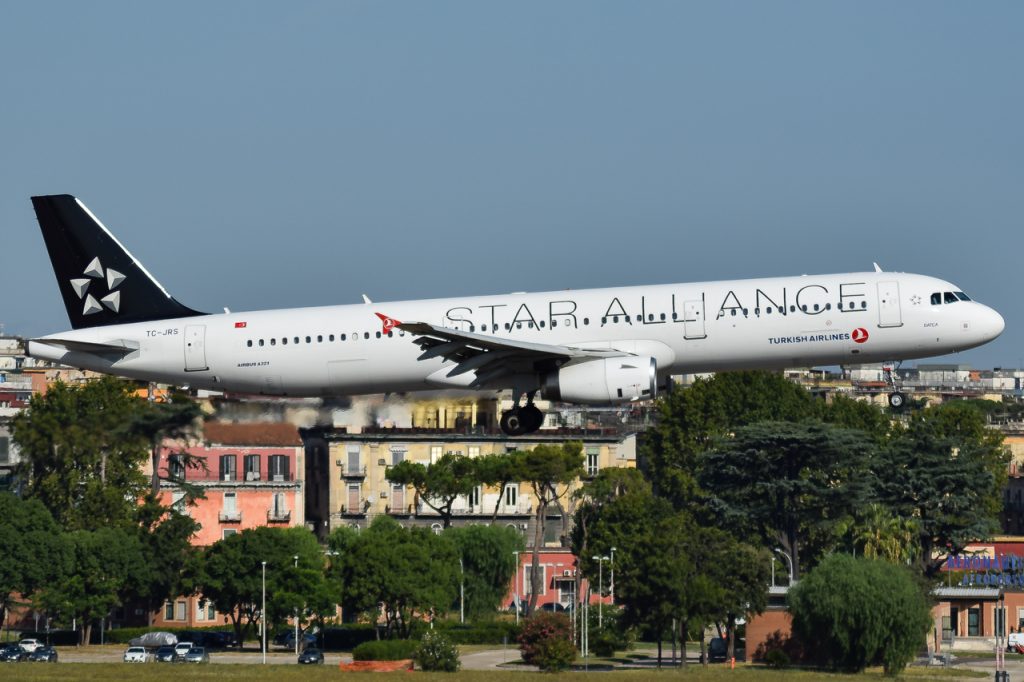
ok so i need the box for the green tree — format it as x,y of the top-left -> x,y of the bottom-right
36,527 -> 149,645
473,452 -> 525,522
130,497 -> 201,626
13,378 -> 153,529
445,524 -> 522,619
386,453 -> 477,528
643,371 -> 822,508
875,403 -> 1009,578
336,516 -> 458,637
0,494 -> 67,633
700,421 -> 875,578
186,526 -> 324,647
519,442 -> 584,615
788,554 -> 932,675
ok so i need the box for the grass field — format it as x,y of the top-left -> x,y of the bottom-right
0,664 -> 988,682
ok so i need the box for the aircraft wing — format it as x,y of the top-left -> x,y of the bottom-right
396,320 -> 628,389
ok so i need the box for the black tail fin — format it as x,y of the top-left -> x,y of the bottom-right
31,194 -> 206,329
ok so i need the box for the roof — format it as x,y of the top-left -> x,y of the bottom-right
201,422 -> 302,447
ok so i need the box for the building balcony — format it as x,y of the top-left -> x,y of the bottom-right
340,464 -> 367,479
340,501 -> 367,517
267,509 -> 291,523
219,510 -> 242,523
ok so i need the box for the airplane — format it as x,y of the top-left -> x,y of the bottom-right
27,194 -> 1005,435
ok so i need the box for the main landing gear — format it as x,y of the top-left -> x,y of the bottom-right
883,363 -> 906,409
500,391 -> 545,436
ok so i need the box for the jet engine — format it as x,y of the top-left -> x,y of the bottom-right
542,356 -> 657,404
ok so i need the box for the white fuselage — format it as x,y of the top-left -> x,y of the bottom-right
28,271 -> 1004,398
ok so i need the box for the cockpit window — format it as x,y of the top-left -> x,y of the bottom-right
931,293 -> 941,305
955,291 -> 971,301
944,292 -> 958,304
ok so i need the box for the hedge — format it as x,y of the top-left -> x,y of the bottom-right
352,639 -> 420,661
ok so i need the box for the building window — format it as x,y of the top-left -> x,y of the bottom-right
219,454 -> 237,481
167,454 -> 185,480
164,602 -> 174,621
272,492 -> 288,519
347,447 -> 360,473
221,492 -> 239,522
968,607 -> 980,636
207,603 -> 216,620
176,601 -> 186,621
586,448 -> 600,477
244,454 -> 261,481
391,484 -> 405,512
468,446 -> 480,458
430,446 -> 442,464
196,602 -> 206,621
222,529 -> 238,540
996,606 -> 1006,638
504,483 -> 518,508
269,454 -> 289,481
468,485 -> 481,509
391,448 -> 405,466
347,483 -> 361,512
171,491 -> 186,514
524,565 -> 546,596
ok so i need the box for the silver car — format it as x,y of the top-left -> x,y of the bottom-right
182,647 -> 209,664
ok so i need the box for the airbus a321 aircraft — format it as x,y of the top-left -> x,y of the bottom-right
27,195 -> 1005,435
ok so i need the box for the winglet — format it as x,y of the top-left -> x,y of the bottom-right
362,294 -> 372,304
873,262 -> 883,273
375,312 -> 401,335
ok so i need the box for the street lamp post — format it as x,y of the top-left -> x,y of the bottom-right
609,547 -> 616,605
261,561 -> 267,665
592,555 -> 609,628
294,555 -> 300,656
774,548 -> 794,584
512,551 -> 521,625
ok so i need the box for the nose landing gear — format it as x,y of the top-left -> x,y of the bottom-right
883,363 -> 906,409
500,391 -> 545,436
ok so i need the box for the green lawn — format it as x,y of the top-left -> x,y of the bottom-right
0,665 -> 988,682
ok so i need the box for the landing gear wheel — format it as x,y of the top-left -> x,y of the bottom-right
520,404 -> 544,433
888,392 -> 906,409
500,409 -> 525,436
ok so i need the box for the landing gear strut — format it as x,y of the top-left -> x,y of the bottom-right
500,391 -> 544,436
883,362 -> 906,409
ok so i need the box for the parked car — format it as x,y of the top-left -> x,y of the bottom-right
154,646 -> 178,663
28,646 -> 58,662
282,631 -> 318,650
18,639 -> 42,653
705,637 -> 728,663
173,641 -> 194,659
298,647 -> 324,664
205,631 -> 237,648
182,646 -> 209,664
540,602 -> 566,612
0,644 -> 30,662
123,646 -> 149,663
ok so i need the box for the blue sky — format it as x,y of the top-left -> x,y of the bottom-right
1,2 -> 1020,368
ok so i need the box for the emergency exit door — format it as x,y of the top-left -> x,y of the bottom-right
184,325 -> 208,371
684,300 -> 707,339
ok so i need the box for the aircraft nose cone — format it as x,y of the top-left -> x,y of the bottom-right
984,306 -> 1005,341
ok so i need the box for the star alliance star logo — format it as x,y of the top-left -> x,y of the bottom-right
69,257 -> 125,316
910,295 -> 922,306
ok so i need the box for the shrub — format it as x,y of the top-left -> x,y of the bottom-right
352,639 -> 419,661
415,630 -> 460,672
764,648 -> 790,669
518,612 -> 576,672
435,619 -> 521,645
788,554 -> 932,675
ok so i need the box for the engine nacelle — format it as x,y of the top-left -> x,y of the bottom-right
542,356 -> 657,405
